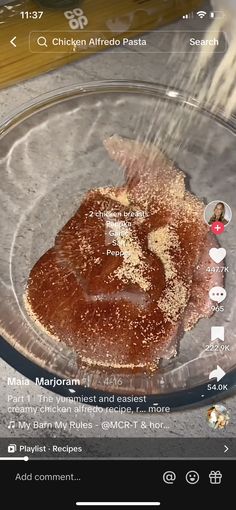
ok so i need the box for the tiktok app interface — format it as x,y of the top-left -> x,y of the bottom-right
0,0 -> 235,506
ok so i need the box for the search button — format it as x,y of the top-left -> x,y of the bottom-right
163,471 -> 176,484
37,36 -> 48,47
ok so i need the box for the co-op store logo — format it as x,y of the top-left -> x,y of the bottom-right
63,6 -> 137,33
64,7 -> 88,30
63,6 -> 142,33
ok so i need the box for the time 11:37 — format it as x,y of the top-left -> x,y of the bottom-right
20,11 -> 44,19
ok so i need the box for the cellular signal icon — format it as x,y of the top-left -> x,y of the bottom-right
197,10 -> 207,18
182,12 -> 193,19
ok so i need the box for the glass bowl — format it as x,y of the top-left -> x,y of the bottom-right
0,81 -> 236,407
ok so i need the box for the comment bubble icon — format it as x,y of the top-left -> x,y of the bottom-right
209,286 -> 227,304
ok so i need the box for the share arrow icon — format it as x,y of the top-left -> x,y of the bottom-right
209,365 -> 226,382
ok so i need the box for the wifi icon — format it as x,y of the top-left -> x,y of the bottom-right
197,10 -> 207,18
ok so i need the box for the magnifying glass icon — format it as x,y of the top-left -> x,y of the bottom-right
37,36 -> 48,47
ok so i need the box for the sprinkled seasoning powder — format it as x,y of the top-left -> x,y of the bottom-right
25,136 -> 224,373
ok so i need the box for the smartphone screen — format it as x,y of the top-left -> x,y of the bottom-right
0,0 -> 235,507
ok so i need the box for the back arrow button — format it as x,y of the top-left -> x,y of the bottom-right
10,36 -> 17,47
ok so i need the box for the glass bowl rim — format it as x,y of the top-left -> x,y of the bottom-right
1,79 -> 236,138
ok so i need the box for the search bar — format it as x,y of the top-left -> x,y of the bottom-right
29,31 -> 226,54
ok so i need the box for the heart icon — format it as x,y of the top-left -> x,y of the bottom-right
209,247 -> 226,264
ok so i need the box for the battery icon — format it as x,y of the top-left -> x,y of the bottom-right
210,11 -> 225,18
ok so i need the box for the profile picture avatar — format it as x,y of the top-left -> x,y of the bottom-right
204,200 -> 232,227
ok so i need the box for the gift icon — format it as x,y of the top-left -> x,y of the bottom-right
209,471 -> 222,484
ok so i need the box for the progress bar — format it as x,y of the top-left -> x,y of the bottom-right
0,457 -> 29,461
75,503 -> 161,507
